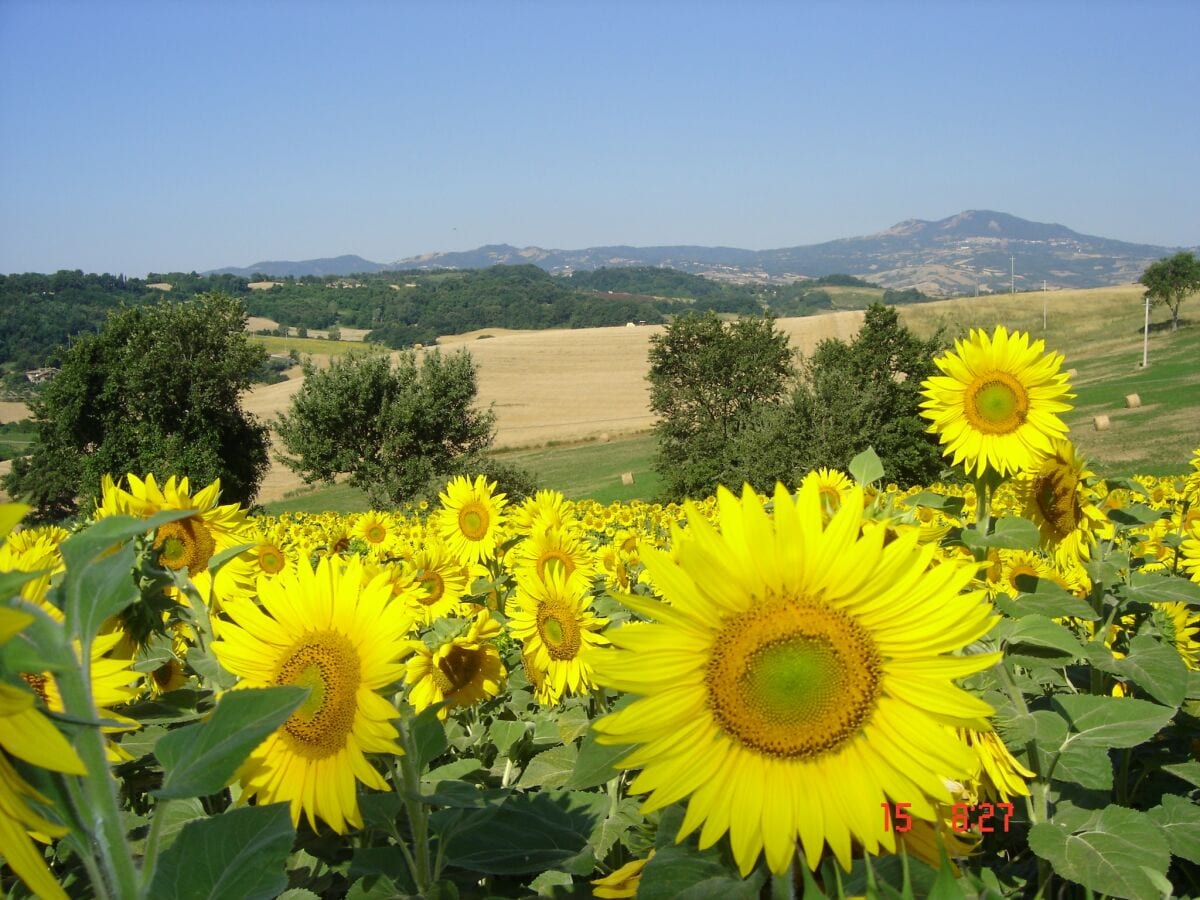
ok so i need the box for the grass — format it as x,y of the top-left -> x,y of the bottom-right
822,285 -> 887,309
250,335 -> 386,358
259,432 -> 663,516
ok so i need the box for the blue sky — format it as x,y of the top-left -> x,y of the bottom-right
1,0 -> 1197,276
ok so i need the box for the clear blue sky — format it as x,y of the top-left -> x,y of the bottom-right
2,0 -> 1196,276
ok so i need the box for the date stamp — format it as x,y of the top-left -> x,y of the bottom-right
881,801 -> 1014,833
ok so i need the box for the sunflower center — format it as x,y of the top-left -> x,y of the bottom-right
153,517 -> 216,577
458,503 -> 490,541
365,524 -> 387,544
258,543 -> 286,575
21,672 -> 50,705
537,603 -> 581,660
965,373 -> 1030,435
418,570 -> 445,604
275,630 -> 361,759
536,549 -> 574,581
1034,470 -> 1080,539
707,599 -> 881,759
433,644 -> 484,694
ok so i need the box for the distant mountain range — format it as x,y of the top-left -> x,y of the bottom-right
207,211 -> 1195,296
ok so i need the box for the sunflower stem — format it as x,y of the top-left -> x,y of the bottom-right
54,642 -> 142,900
396,721 -> 434,894
769,859 -> 796,899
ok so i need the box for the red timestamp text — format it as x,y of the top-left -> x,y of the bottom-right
881,802 -> 1014,833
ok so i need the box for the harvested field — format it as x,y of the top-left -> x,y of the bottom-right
0,401 -> 29,424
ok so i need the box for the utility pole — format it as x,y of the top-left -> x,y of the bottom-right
1010,256 -> 1015,294
1142,294 -> 1151,368
1043,281 -> 1047,330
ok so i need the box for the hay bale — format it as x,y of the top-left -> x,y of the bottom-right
620,471 -> 635,486
1093,414 -> 1111,431
1066,368 -> 1078,378
1124,393 -> 1141,409
599,432 -> 611,443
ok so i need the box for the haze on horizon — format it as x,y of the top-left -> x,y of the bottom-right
1,0 -> 1197,278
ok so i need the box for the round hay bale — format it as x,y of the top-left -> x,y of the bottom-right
620,471 -> 635,486
599,432 -> 611,443
1124,393 -> 1141,409
1093,414 -> 1111,431
1066,368 -> 1078,379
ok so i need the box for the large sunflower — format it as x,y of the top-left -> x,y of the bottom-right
1018,440 -> 1112,568
437,475 -> 507,565
920,326 -> 1074,478
0,607 -> 87,900
589,482 -> 998,875
212,556 -> 410,833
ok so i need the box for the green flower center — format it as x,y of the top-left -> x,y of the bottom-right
965,372 -> 1030,435
708,599 -> 881,759
537,603 -> 580,660
459,503 -> 489,541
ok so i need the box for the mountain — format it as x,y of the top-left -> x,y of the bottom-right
207,254 -> 388,278
207,212 -> 1190,296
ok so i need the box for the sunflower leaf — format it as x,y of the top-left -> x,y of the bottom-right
1029,805 -> 1170,899
146,802 -> 295,900
154,685 -> 307,800
848,447 -> 884,486
567,730 -> 632,790
1115,634 -> 1187,707
636,840 -> 766,900
408,704 -> 449,771
1053,694 -> 1176,749
1147,794 -> 1200,864
1123,573 -> 1200,605
518,743 -> 578,789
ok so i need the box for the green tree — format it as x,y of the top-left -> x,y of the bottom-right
1141,251 -> 1200,331
274,348 -> 501,507
647,311 -> 794,499
746,304 -> 947,487
5,293 -> 270,519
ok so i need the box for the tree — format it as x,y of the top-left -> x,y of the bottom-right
5,293 -> 270,519
773,304 -> 948,486
274,348 -> 500,507
647,311 -> 794,499
1141,251 -> 1200,331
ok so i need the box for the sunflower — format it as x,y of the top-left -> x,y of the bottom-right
402,541 -> 472,625
800,468 -> 856,518
353,511 -> 395,551
1153,602 -> 1200,670
920,326 -> 1074,478
212,556 -> 411,833
589,482 -> 998,875
509,566 -> 608,705
0,607 -> 87,900
508,525 -> 597,585
510,489 -> 578,536
960,727 -> 1033,801
405,610 -> 506,719
437,475 -> 507,565
1017,440 -> 1112,568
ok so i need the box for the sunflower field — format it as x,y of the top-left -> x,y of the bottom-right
3,326 -> 1200,899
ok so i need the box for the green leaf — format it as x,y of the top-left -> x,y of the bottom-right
146,797 -> 206,855
1054,694 -> 1176,749
554,705 -> 591,744
528,870 -> 574,896
518,743 -> 579,789
59,510 -> 193,641
1116,634 -> 1188,707
903,492 -> 965,516
408,704 -> 449,771
422,757 -> 483,785
1028,805 -> 1170,900
0,569 -> 50,603
438,790 -> 597,875
117,724 -> 169,761
1000,615 -> 1082,660
1125,572 -> 1200,605
1147,795 -> 1200,864
147,802 -> 296,900
995,578 -> 1098,620
208,542 -> 255,575
489,718 -> 528,758
1108,503 -> 1165,526
566,730 -> 631,790
588,797 -> 642,858
1162,761 -> 1200,788
1051,742 -> 1113,790
155,686 -> 307,799
636,841 -> 766,900
848,447 -> 884,486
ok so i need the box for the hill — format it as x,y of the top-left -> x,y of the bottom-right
204,211 -> 1193,296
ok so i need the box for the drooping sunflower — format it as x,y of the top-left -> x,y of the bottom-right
920,326 -> 1074,478
509,566 -> 608,705
405,609 -> 507,719
1017,440 -> 1112,568
1180,520 -> 1200,585
0,607 -> 87,900
212,556 -> 411,833
589,482 -> 998,876
437,475 -> 507,565
1153,602 -> 1200,670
